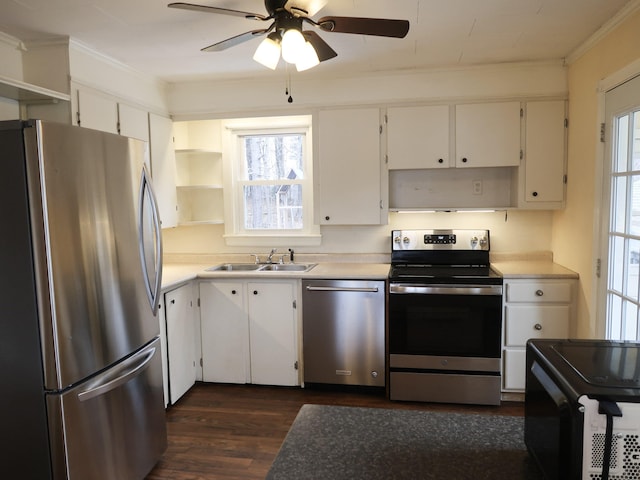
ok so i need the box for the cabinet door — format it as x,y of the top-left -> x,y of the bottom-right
157,295 -> 169,407
149,113 -> 178,228
247,281 -> 298,386
522,101 -> 566,205
76,88 -> 119,134
165,284 -> 197,404
387,105 -> 450,169
316,108 -> 384,225
455,102 -> 521,168
118,103 -> 150,143
200,282 -> 249,384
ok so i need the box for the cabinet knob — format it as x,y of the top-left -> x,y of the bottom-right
535,289 -> 544,296
170,299 -> 176,304
534,323 -> 542,331
325,216 -> 330,221
532,191 -> 539,197
231,290 -> 236,295
438,158 -> 444,164
253,290 -> 258,295
461,157 -> 468,163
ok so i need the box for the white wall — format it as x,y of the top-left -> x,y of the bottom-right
163,210 -> 553,256
169,61 -> 567,118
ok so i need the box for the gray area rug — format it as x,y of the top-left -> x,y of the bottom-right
266,404 -> 544,480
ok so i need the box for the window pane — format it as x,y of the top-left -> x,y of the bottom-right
243,135 -> 304,180
625,238 -> 640,298
624,301 -> 638,340
633,111 -> 640,170
612,176 -> 627,233
608,294 -> 622,340
610,235 -> 624,293
616,114 -> 629,172
243,185 -> 303,230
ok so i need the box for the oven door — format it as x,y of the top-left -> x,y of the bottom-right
388,284 -> 503,370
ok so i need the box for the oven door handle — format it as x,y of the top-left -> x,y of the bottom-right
389,284 -> 502,295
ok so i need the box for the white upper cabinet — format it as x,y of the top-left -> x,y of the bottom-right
387,105 -> 450,169
118,103 -> 149,142
76,88 -> 118,134
149,113 -> 178,229
455,101 -> 521,168
316,108 -> 386,225
520,100 -> 566,208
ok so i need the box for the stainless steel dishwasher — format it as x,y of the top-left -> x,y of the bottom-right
302,279 -> 385,387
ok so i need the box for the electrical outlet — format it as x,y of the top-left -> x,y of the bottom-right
472,180 -> 483,195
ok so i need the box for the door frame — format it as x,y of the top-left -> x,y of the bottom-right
594,58 -> 640,338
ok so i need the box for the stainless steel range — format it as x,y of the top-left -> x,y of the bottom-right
388,229 -> 503,405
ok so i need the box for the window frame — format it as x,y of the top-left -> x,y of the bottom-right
221,115 -> 320,247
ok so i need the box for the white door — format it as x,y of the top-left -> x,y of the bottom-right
316,108 -> 383,225
455,102 -> 521,168
200,281 -> 249,384
600,74 -> 640,340
247,281 -> 298,386
76,88 -> 118,134
165,284 -> 197,403
149,113 -> 179,228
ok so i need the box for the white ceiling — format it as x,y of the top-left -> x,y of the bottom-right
0,0 -> 634,83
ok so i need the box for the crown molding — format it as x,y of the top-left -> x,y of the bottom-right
565,0 -> 640,65
0,31 -> 26,51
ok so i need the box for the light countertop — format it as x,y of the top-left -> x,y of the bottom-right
162,257 -> 578,291
491,260 -> 578,279
162,262 -> 391,291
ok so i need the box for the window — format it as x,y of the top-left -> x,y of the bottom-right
222,116 -> 320,246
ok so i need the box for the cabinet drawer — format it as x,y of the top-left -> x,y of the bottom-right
505,281 -> 572,303
505,305 -> 569,346
503,348 -> 526,391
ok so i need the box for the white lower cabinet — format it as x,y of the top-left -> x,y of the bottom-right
502,279 -> 575,392
164,283 -> 199,404
200,279 -> 300,386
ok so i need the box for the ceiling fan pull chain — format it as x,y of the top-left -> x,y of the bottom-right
285,69 -> 293,103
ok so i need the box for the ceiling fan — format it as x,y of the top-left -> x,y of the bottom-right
167,0 -> 410,71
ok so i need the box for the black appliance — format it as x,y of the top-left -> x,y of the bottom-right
525,338 -> 640,480
388,229 -> 503,405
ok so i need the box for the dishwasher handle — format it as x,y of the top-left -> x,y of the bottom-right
305,285 -> 379,293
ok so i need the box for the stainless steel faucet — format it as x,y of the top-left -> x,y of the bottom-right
266,248 -> 277,263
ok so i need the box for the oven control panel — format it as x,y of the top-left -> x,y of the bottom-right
392,229 -> 490,251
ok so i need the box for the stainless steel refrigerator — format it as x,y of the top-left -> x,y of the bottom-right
0,120 -> 167,479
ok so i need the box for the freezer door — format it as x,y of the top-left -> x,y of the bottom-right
47,338 -> 167,480
23,121 -> 163,389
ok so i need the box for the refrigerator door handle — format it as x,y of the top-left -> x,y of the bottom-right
138,165 -> 163,315
77,346 -> 156,402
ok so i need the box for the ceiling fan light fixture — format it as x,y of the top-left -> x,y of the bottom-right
281,28 -> 306,64
253,32 -> 281,69
295,41 -> 320,71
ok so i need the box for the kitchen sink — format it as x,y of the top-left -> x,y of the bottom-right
206,263 -> 316,272
259,263 -> 316,272
206,263 -> 262,272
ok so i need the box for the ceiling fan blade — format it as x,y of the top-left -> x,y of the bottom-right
284,0 -> 327,17
302,31 -> 337,62
317,16 -> 410,38
201,29 -> 269,52
168,2 -> 268,21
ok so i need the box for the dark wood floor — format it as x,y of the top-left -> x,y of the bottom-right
146,382 -> 524,480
